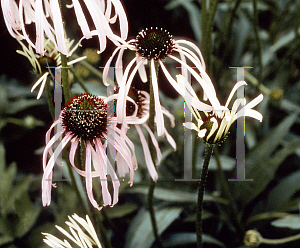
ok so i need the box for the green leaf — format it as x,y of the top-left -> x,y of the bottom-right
13,193 -> 42,238
125,186 -> 229,205
263,169 -> 300,212
232,112 -> 300,205
125,206 -> 183,248
104,204 -> 138,219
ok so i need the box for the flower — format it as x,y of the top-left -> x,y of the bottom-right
177,74 -> 264,144
1,0 -> 128,55
109,87 -> 176,181
17,38 -> 85,99
42,213 -> 103,248
103,27 -> 217,136
42,93 -> 137,210
1,0 -> 69,55
68,0 -> 128,53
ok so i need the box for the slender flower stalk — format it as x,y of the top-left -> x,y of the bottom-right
42,93 -> 137,210
177,71 -> 263,247
103,27 -> 216,136
196,143 -> 214,248
42,213 -> 103,248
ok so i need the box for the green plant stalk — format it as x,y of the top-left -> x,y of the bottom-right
224,0 -> 242,41
61,53 -> 71,101
220,0 -> 242,67
148,60 -> 163,248
201,0 -> 208,66
252,0 -> 263,85
69,67 -> 90,94
206,0 -> 219,72
192,134 -> 200,179
45,77 -> 55,119
196,143 -> 215,248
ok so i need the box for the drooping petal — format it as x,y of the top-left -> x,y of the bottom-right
151,59 -> 164,136
91,144 -> 111,206
224,80 -> 248,109
85,141 -> 101,210
142,123 -> 162,165
135,124 -> 158,181
72,0 -> 92,39
42,132 -> 72,206
50,0 -> 68,55
95,138 -> 120,206
183,122 -> 199,132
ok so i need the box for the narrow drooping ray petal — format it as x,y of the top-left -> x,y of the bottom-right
135,125 -> 158,181
179,70 -> 264,144
42,94 -> 136,210
2,0 -> 128,55
104,27 -> 218,138
111,87 -> 176,181
151,59 -> 165,136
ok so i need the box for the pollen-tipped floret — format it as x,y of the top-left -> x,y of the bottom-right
135,27 -> 174,60
61,94 -> 107,141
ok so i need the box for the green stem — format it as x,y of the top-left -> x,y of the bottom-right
61,53 -> 71,101
147,60 -> 163,248
69,67 -> 90,94
192,134 -> 200,179
201,0 -> 208,65
206,0 -> 219,73
220,0 -> 242,70
45,77 -> 55,119
196,143 -> 215,248
252,0 -> 263,85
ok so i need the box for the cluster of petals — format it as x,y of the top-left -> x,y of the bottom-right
1,0 -> 128,55
177,74 -> 264,144
42,213 -> 102,248
17,38 -> 85,99
103,35 -> 215,137
107,89 -> 176,181
42,97 -> 137,211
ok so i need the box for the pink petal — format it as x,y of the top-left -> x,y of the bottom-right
85,141 -> 101,210
135,124 -> 158,181
151,59 -> 164,136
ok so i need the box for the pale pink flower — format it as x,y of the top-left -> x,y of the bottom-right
42,93 -> 137,210
103,27 -> 219,136
1,0 -> 128,55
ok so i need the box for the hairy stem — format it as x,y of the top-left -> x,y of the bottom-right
196,143 -> 215,248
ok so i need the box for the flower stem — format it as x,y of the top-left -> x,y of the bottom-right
252,0 -> 263,85
45,77 -> 55,120
148,60 -> 163,248
61,53 -> 71,101
196,143 -> 215,248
